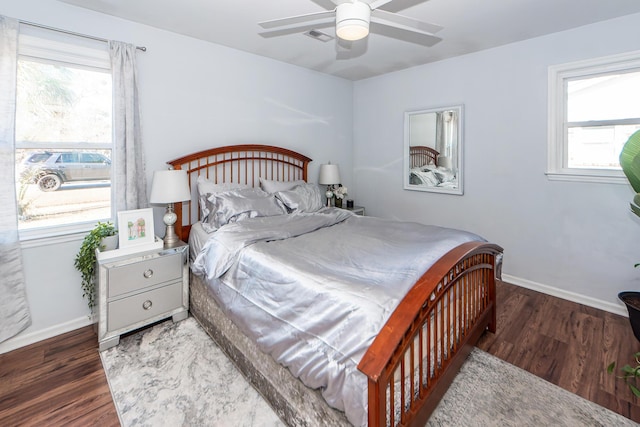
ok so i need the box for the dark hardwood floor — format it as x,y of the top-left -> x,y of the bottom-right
477,281 -> 640,423
1,281 -> 639,425
0,326 -> 119,426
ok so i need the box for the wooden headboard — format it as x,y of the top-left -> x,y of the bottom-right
410,146 -> 439,168
166,144 -> 312,241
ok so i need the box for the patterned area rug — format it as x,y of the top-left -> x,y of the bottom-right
100,317 -> 637,427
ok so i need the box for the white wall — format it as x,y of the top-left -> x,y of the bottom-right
0,0 -> 353,353
352,13 -> 640,315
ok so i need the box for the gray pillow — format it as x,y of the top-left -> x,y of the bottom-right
202,188 -> 285,232
259,178 -> 306,194
275,183 -> 323,213
197,175 -> 249,221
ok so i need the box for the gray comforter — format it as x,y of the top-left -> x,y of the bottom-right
192,208 -> 483,426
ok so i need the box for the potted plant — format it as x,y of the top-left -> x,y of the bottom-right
74,221 -> 117,310
619,129 -> 640,342
607,352 -> 640,398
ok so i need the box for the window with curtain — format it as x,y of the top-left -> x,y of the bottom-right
547,50 -> 640,183
15,25 -> 113,238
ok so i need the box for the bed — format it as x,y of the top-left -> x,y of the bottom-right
408,146 -> 458,188
166,144 -> 503,427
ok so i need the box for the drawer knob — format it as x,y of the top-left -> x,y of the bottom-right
142,300 -> 153,310
143,269 -> 154,279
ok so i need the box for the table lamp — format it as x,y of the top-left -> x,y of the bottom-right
318,163 -> 341,207
149,169 -> 190,247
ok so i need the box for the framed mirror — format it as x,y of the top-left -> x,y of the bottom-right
404,105 -> 463,195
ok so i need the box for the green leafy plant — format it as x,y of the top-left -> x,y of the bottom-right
620,129 -> 640,218
17,168 -> 37,221
613,130 -> 640,397
74,221 -> 117,310
607,353 -> 640,398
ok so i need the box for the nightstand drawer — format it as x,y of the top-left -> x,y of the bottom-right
107,282 -> 182,331
108,253 -> 182,298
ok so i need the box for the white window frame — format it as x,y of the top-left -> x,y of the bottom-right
16,27 -> 114,242
547,50 -> 640,184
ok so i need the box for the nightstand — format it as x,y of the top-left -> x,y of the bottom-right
345,205 -> 365,216
96,241 -> 189,351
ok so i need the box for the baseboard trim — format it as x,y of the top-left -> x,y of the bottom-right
0,315 -> 94,354
503,274 -> 628,318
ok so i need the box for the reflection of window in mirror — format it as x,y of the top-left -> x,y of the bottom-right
404,105 -> 463,195
409,110 -> 458,170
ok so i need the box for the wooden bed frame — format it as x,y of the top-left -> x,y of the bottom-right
409,146 -> 439,168
167,144 -> 503,426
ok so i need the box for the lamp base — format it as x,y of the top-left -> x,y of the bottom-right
163,225 -> 181,248
162,203 -> 181,248
325,187 -> 334,207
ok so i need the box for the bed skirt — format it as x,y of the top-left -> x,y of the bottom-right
189,271 -> 351,426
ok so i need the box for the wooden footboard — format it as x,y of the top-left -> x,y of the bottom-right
358,242 -> 503,427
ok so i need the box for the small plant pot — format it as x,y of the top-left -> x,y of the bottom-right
619,291 -> 640,342
101,234 -> 119,251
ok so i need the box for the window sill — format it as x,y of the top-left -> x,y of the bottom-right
19,222 -> 101,249
545,171 -> 628,185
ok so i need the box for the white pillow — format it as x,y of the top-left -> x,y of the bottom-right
275,183 -> 323,213
259,178 -> 306,194
433,167 -> 456,183
410,170 -> 439,186
197,175 -> 249,221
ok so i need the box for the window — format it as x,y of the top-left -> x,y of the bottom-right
547,51 -> 640,183
15,26 -> 113,238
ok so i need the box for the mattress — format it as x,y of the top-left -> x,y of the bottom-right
188,221 -> 209,263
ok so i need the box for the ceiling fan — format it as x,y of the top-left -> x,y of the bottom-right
258,0 -> 443,46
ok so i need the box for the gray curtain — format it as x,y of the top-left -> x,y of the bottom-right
0,15 -> 31,343
109,41 -> 147,211
435,112 -> 445,156
448,110 -> 459,172
435,110 -> 459,171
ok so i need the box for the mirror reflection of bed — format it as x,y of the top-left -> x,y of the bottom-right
408,146 -> 456,188
405,105 -> 463,195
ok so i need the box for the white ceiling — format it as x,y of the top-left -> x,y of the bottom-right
58,0 -> 640,81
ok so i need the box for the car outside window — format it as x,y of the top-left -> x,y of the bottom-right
15,29 -> 113,238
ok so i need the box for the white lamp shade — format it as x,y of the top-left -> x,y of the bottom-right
336,2 -> 370,41
149,169 -> 191,204
318,163 -> 341,185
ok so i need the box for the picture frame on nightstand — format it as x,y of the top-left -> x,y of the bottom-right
117,208 -> 155,249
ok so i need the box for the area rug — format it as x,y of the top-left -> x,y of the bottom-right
100,317 -> 637,427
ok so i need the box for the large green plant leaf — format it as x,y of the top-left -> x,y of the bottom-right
620,130 -> 640,193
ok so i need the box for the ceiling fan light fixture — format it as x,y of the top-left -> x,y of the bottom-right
336,2 -> 371,41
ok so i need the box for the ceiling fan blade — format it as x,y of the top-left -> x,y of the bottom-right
370,21 -> 442,47
259,10 -> 335,29
367,0 -> 395,10
371,9 -> 443,35
259,22 -> 335,39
